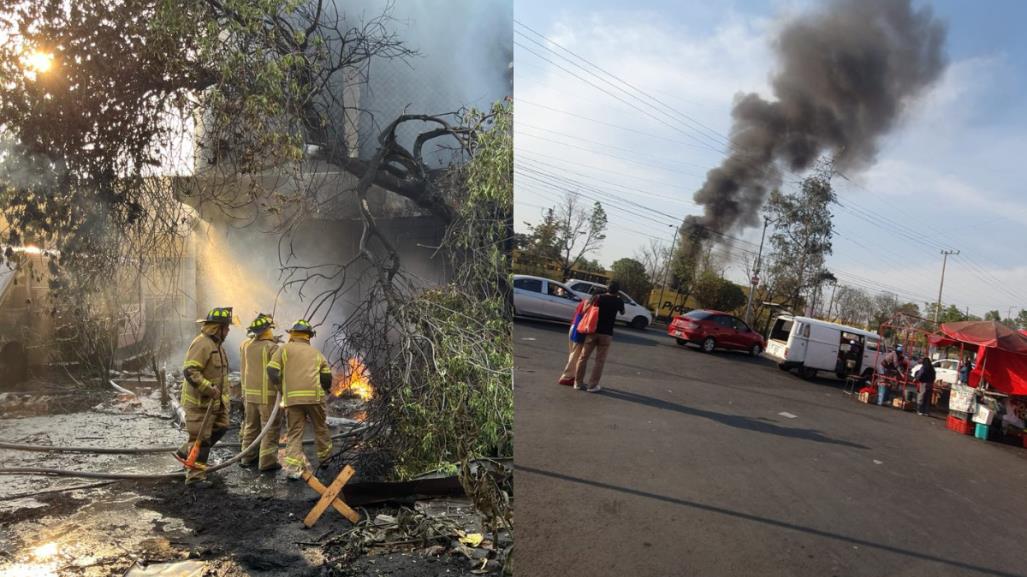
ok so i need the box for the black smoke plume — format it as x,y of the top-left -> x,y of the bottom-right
685,0 -> 947,242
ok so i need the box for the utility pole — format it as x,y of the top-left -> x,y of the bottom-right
934,249 -> 959,324
743,217 -> 772,326
825,281 -> 838,320
656,224 -> 679,323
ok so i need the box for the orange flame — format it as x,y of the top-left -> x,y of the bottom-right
333,357 -> 373,401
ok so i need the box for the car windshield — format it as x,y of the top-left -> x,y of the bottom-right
685,310 -> 714,321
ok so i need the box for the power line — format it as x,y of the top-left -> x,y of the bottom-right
516,121 -> 714,171
515,129 -> 707,178
514,20 -> 735,150
516,98 -> 727,156
513,39 -> 729,156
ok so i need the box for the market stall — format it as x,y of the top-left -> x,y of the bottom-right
934,321 -> 1027,445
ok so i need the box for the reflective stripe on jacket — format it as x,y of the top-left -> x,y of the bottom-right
180,331 -> 229,408
267,340 -> 332,407
240,336 -> 279,405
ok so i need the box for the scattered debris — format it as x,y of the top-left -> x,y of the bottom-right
124,560 -> 206,577
322,502 -> 508,575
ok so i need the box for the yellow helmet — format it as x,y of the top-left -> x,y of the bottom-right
196,306 -> 238,325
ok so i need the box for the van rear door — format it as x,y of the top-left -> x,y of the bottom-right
766,317 -> 794,360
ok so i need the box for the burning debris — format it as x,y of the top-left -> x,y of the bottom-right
334,358 -> 375,401
686,0 -> 947,244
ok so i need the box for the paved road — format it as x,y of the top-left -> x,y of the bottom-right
515,319 -> 1027,577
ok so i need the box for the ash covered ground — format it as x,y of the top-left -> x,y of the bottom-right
0,380 -> 506,577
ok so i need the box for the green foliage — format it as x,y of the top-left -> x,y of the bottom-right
389,287 -> 512,480
610,258 -> 651,301
693,271 -> 747,312
377,102 -> 513,480
763,165 -> 836,309
923,302 -> 968,324
517,194 -> 608,281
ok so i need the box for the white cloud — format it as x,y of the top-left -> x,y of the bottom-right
515,6 -> 1027,315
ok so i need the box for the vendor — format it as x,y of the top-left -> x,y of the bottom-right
878,344 -> 908,405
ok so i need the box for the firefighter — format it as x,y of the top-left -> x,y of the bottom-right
266,319 -> 333,480
239,313 -> 283,472
173,306 -> 235,485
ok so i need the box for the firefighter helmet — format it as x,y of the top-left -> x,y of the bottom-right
287,319 -> 316,336
247,313 -> 275,335
197,306 -> 237,325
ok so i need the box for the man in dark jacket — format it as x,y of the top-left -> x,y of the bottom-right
574,281 -> 625,392
915,356 -> 936,416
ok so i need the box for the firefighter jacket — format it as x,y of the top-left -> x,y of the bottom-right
180,325 -> 230,409
267,339 -> 332,407
240,332 -> 279,405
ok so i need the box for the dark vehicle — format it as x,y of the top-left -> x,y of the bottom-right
667,309 -> 765,356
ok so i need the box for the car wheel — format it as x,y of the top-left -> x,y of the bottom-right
749,344 -> 762,357
675,338 -> 688,346
799,366 -> 817,380
701,337 -> 716,353
630,316 -> 649,330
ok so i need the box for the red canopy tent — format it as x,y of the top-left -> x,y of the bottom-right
936,321 -> 1027,395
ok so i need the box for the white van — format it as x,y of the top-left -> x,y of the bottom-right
565,279 -> 653,329
765,315 -> 886,380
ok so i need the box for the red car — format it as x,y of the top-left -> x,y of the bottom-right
667,309 -> 766,356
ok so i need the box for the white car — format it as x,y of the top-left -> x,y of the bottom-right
564,279 -> 653,330
909,358 -> 960,386
512,275 -> 583,323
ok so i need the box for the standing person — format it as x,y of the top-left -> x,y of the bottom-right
239,313 -> 283,472
266,319 -> 334,480
558,297 -> 590,386
878,344 -> 908,406
915,356 -> 936,416
958,358 -> 971,385
173,307 -> 235,485
574,281 -> 625,392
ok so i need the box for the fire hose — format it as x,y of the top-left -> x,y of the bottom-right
0,394 -> 367,480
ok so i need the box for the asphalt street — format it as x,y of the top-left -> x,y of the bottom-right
514,319 -> 1027,577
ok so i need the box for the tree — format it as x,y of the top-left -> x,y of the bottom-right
833,285 -> 874,327
635,238 -> 671,288
1016,309 -> 1027,330
574,258 -> 607,275
667,225 -> 706,304
763,165 -> 836,311
610,258 -> 652,302
516,209 -> 562,276
924,303 -> 967,325
984,310 -> 1001,322
554,193 -> 607,280
692,270 -> 747,313
0,0 -> 515,516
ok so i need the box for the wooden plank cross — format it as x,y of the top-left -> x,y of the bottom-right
301,465 -> 361,527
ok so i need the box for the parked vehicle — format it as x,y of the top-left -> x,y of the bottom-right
910,358 -> 959,386
765,315 -> 885,380
512,274 -> 582,322
565,279 -> 653,329
667,309 -> 765,356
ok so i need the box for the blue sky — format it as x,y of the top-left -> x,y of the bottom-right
514,0 -> 1027,317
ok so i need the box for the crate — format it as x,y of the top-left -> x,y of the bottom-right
892,398 -> 913,411
974,423 -> 990,440
946,414 -> 974,435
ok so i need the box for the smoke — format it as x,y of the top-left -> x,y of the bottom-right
688,0 -> 946,239
344,0 -> 513,165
